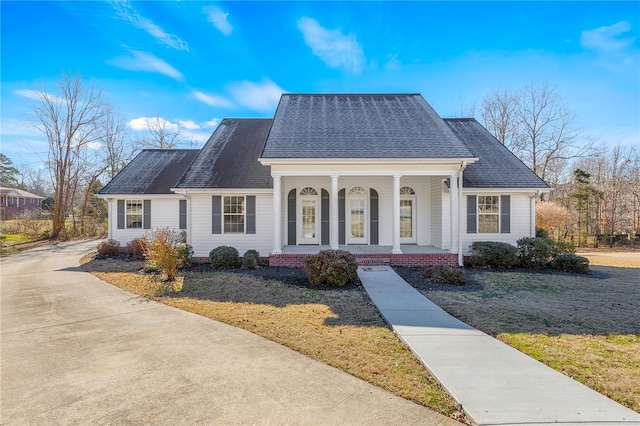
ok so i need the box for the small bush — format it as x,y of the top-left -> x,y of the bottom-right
468,241 -> 518,268
97,239 -> 121,257
303,249 -> 358,287
551,252 -> 590,274
176,242 -> 194,268
143,227 -> 185,281
422,266 -> 465,285
550,240 -> 576,258
127,238 -> 147,260
517,237 -> 553,268
209,246 -> 240,269
242,249 -> 260,269
536,227 -> 550,239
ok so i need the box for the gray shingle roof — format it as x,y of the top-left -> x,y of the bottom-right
445,118 -> 549,189
261,94 -> 474,159
99,149 -> 199,195
175,118 -> 273,189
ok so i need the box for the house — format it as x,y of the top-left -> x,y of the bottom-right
98,93 -> 549,266
0,187 -> 44,220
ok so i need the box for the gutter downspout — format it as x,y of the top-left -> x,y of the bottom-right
458,161 -> 468,266
530,190 -> 542,237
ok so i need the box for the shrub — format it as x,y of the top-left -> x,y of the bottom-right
536,227 -> 550,239
517,237 -> 553,268
303,249 -> 358,287
550,240 -> 576,258
550,252 -> 590,274
127,238 -> 147,260
176,242 -> 194,268
242,249 -> 260,269
209,246 -> 240,269
143,227 -> 185,281
97,239 -> 121,257
422,266 -> 465,285
468,241 -> 518,268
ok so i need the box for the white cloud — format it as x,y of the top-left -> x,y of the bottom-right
107,50 -> 183,81
297,17 -> 365,74
581,21 -> 636,52
192,90 -> 233,108
204,6 -> 233,36
203,118 -> 221,128
227,78 -> 284,113
111,0 -> 188,51
14,89 -> 64,104
178,120 -> 200,130
127,116 -> 179,132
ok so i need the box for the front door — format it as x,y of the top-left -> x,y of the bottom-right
299,187 -> 319,244
347,187 -> 367,244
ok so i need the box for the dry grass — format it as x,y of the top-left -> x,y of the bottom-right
80,255 -> 461,420
404,252 -> 640,413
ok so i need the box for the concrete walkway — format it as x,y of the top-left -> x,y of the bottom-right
357,266 -> 640,426
1,241 -> 459,425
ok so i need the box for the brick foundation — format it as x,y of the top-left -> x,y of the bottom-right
269,252 -> 458,268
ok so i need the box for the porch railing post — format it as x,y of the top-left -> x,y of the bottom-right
272,175 -> 282,254
331,175 -> 339,249
392,175 -> 402,254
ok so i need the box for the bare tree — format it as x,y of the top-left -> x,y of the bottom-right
99,106 -> 135,179
481,88 -> 520,146
29,72 -> 106,239
481,82 -> 592,183
137,115 -> 183,149
16,164 -> 51,197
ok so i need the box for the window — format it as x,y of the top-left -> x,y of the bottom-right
477,196 -> 499,233
224,196 -> 245,233
467,195 -> 510,234
126,200 -> 143,229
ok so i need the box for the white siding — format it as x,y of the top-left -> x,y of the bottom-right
109,197 -> 183,245
461,192 -> 533,254
188,192 -> 273,258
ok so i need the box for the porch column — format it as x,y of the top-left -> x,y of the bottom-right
450,175 -> 459,253
272,175 -> 282,255
392,175 -> 402,254
331,175 -> 339,249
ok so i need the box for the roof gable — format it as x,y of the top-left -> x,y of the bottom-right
99,149 -> 199,195
175,118 -> 273,189
262,94 -> 474,159
445,118 -> 549,189
0,187 -> 44,199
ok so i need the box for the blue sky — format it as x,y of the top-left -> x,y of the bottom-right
2,1 -> 639,168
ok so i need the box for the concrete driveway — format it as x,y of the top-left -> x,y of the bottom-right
1,240 -> 458,425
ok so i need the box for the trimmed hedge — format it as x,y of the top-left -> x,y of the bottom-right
303,249 -> 357,287
468,241 -> 518,268
551,253 -> 590,274
517,237 -> 553,268
423,266 -> 465,285
242,249 -> 260,269
209,246 -> 240,269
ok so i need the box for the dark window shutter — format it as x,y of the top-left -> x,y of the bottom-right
117,200 -> 125,229
370,189 -> 379,245
143,200 -> 151,229
179,199 -> 187,230
246,196 -> 256,234
287,189 -> 296,245
500,195 -> 511,234
338,189 -> 345,245
212,196 -> 221,234
467,195 -> 477,234
321,189 -> 330,245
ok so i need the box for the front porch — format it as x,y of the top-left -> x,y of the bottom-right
269,245 -> 457,267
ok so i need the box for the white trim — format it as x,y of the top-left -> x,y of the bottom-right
98,193 -> 186,199
272,176 -> 282,254
259,157 -> 479,166
330,176 -> 339,249
171,188 -> 273,194
463,187 -> 550,194
392,176 -> 402,254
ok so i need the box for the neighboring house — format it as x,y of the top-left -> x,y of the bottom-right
0,187 -> 44,220
99,94 -> 549,266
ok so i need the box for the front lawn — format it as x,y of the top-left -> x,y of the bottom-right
397,254 -> 640,413
80,255 -> 463,421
